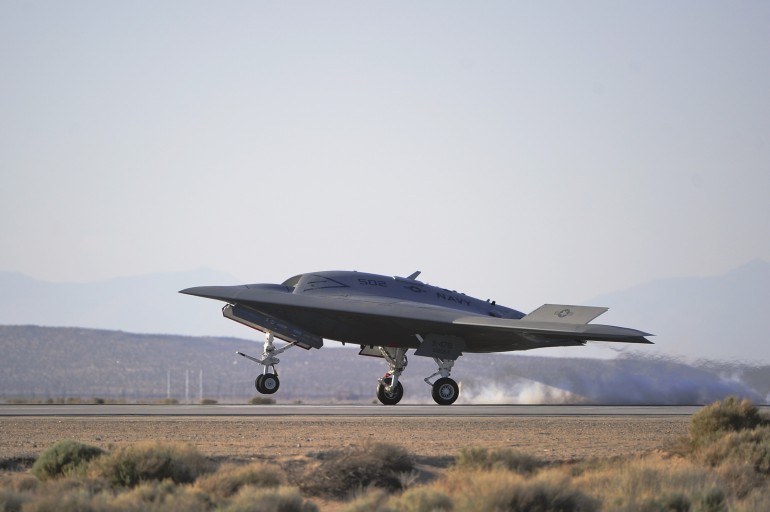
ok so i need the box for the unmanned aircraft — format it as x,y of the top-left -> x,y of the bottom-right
180,270 -> 652,405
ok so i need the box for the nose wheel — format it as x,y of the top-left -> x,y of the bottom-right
255,373 -> 280,394
239,333 -> 296,398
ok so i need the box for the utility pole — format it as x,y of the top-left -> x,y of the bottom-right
166,370 -> 170,399
185,370 -> 189,403
199,370 -> 203,402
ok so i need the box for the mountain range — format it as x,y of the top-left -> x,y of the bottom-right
1,259 -> 769,363
1,325 -> 767,405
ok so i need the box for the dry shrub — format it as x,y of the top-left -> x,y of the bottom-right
639,493 -> 691,512
153,398 -> 179,405
0,489 -> 24,512
665,398 -> 770,510
393,487 -> 454,511
195,461 -> 282,498
696,426 -> 770,473
455,447 -> 544,474
716,462 -> 767,499
20,489 -> 108,512
109,480 -> 210,512
340,487 -> 393,512
440,469 -> 597,512
220,486 -> 318,512
43,476 -> 111,497
698,488 -> 727,512
689,397 -> 766,447
300,442 -> 414,498
341,486 -> 453,512
571,453 -> 723,511
731,487 -> 770,512
31,440 -> 104,481
90,441 -> 210,487
19,479 -> 207,512
0,473 -> 40,493
249,396 -> 276,405
16,477 -> 113,512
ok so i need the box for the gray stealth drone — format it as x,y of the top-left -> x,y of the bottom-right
180,270 -> 652,405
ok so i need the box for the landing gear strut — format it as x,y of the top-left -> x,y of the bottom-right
372,348 -> 460,405
239,333 -> 297,396
376,347 -> 407,405
425,358 -> 459,405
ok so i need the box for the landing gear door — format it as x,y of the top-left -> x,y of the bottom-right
414,335 -> 465,360
358,345 -> 384,358
222,304 -> 323,349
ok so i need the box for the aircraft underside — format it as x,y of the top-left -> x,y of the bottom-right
225,303 -> 462,405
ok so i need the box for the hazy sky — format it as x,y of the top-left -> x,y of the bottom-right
2,1 -> 769,313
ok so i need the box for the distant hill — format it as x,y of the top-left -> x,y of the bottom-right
0,268 -> 247,338
0,260 -> 768,363
588,259 -> 770,364
1,325 -> 767,405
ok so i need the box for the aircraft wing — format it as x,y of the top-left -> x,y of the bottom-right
452,315 -> 652,344
180,285 -> 652,353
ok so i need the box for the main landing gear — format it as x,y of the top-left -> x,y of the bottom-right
375,348 -> 459,406
424,358 -> 459,406
238,333 -> 297,396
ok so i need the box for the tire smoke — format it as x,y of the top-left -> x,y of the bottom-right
457,355 -> 766,405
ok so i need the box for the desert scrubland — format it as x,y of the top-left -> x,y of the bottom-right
1,399 -> 769,511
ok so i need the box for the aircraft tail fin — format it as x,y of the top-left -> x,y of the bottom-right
522,304 -> 608,324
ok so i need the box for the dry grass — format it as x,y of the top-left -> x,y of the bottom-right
299,442 -> 414,499
696,427 -> 770,473
437,468 -> 598,512
89,441 -> 211,487
248,396 -> 277,405
221,486 -> 318,512
689,396 -> 767,447
108,480 -> 210,512
3,399 -> 770,511
455,446 -> 545,474
570,453 -> 723,511
194,461 -> 283,498
31,440 -> 104,481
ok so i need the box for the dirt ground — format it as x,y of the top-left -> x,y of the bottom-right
0,415 -> 690,465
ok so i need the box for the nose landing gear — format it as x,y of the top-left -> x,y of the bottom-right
375,347 -> 408,405
239,333 -> 298,396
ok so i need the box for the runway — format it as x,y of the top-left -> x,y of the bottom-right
0,404 -> 708,416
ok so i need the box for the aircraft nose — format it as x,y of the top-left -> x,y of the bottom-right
179,285 -> 245,302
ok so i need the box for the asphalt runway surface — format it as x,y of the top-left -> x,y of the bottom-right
0,404 -> 708,416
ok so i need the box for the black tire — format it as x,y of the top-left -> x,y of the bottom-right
255,375 -> 265,393
376,377 -> 404,405
431,377 -> 459,405
261,374 -> 280,394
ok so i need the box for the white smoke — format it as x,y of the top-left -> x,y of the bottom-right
456,355 -> 765,405
458,380 -> 583,405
